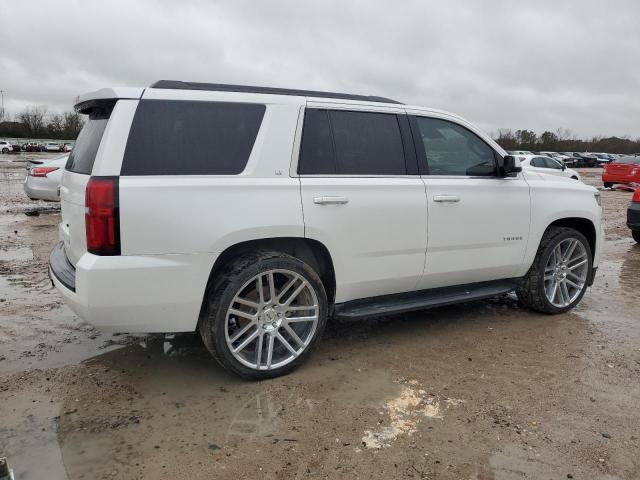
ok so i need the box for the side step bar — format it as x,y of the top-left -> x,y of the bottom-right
333,278 -> 521,321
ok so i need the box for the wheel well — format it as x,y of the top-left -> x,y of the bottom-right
548,217 -> 596,259
205,237 -> 336,305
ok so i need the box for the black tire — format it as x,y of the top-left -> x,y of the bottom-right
1,148 -> 8,154
603,182 -> 613,188
516,227 -> 592,314
199,250 -> 328,380
633,230 -> 640,244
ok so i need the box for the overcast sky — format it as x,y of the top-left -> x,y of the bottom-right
1,0 -> 638,138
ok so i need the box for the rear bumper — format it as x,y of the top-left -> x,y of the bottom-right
49,243 -> 217,333
602,173 -> 639,184
628,203 -> 640,230
24,176 -> 60,201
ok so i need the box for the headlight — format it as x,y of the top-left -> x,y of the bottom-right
594,192 -> 601,206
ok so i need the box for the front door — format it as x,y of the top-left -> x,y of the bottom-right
408,114 -> 531,289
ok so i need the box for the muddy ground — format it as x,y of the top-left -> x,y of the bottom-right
1,154 -> 639,480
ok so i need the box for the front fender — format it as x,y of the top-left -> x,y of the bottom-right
520,175 -> 602,275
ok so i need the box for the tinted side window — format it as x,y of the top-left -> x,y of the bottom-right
530,157 -> 545,167
545,158 -> 562,169
298,109 -> 336,174
121,100 -> 265,175
329,110 -> 406,175
414,117 -> 496,176
65,104 -> 113,175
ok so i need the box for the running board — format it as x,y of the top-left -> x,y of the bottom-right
333,278 -> 521,320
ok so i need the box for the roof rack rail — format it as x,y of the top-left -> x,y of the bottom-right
150,80 -> 403,105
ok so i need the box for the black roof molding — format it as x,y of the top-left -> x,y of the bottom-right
150,80 -> 403,105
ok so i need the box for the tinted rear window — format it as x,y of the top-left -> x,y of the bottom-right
121,100 -> 265,175
65,104 -> 113,174
298,109 -> 407,175
298,109 -> 336,174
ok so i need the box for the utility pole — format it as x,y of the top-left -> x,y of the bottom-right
0,90 -> 5,122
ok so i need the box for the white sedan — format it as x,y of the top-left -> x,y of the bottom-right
519,155 -> 582,181
24,155 -> 68,201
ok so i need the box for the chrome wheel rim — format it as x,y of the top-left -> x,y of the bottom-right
544,238 -> 589,308
225,269 -> 319,370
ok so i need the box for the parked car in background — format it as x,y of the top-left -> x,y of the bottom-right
519,155 -> 581,180
628,188 -> 640,243
24,142 -> 43,152
508,150 -> 534,156
562,153 -> 597,167
602,155 -> 640,188
50,81 -> 603,380
45,142 -> 61,152
578,153 -> 598,167
561,152 -> 582,167
538,151 -> 571,164
24,154 -> 68,201
12,144 -> 22,152
61,143 -> 73,152
591,153 -> 614,165
0,141 -> 12,154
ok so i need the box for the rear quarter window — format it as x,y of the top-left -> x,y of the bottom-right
65,104 -> 113,175
121,100 -> 265,175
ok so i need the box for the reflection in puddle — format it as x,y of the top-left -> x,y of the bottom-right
227,392 -> 287,440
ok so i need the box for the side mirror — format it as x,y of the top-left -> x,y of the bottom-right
499,155 -> 522,177
561,164 -> 567,171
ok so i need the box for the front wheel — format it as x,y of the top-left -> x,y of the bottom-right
517,227 -> 592,314
199,251 -> 328,380
633,230 -> 640,243
1,148 -> 8,154
603,182 -> 613,188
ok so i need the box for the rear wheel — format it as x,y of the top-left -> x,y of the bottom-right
199,251 -> 328,380
633,230 -> 640,243
1,148 -> 8,154
517,227 -> 592,314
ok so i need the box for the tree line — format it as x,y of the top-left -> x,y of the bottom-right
494,128 -> 640,155
0,106 -> 84,140
2,105 -> 639,154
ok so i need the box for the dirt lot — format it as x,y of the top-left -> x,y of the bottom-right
1,155 -> 639,480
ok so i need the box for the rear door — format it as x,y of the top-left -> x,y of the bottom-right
59,104 -> 114,265
298,105 -> 428,303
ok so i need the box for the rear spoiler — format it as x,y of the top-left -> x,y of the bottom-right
74,87 -> 144,114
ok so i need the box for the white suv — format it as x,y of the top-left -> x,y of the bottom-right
50,81 -> 604,379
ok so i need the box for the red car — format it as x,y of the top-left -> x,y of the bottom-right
602,155 -> 640,188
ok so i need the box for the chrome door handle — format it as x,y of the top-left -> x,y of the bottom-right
314,196 -> 349,205
433,195 -> 461,203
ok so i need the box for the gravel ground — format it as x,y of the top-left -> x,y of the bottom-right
1,156 -> 639,480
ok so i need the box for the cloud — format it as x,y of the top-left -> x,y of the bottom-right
1,0 -> 638,137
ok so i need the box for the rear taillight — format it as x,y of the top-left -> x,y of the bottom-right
85,177 -> 120,256
30,166 -> 59,177
632,188 -> 640,203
